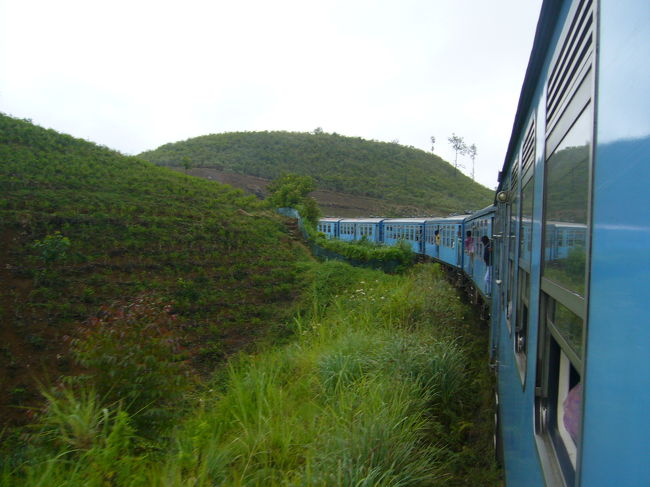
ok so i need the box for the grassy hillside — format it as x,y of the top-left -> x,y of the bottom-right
138,131 -> 493,215
0,114 -> 311,425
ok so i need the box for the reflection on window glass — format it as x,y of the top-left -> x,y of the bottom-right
543,105 -> 591,296
509,174 -> 519,257
550,300 -> 584,360
520,179 -> 534,263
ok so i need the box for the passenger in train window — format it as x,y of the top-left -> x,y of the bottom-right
465,230 -> 475,255
563,382 -> 582,444
481,235 -> 492,295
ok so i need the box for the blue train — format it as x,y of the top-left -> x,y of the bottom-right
318,0 -> 650,485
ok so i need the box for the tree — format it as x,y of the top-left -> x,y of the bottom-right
182,156 -> 192,173
313,127 -> 324,135
267,173 -> 321,227
467,144 -> 478,180
448,133 -> 467,174
430,135 -> 436,152
267,173 -> 316,208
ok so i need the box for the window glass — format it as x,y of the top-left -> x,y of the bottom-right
509,171 -> 519,257
549,299 -> 584,361
543,105 -> 591,296
520,179 -> 534,264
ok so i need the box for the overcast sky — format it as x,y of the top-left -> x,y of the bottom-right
1,0 -> 542,189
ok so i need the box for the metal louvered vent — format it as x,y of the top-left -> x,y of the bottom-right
546,0 -> 594,134
522,118 -> 535,175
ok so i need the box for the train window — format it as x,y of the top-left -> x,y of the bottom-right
535,295 -> 583,487
510,175 -> 519,258
543,103 -> 591,297
515,268 -> 530,378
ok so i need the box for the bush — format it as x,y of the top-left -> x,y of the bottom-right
70,295 -> 195,431
314,234 -> 415,271
31,232 -> 71,264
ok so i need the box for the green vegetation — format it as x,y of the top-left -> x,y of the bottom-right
2,263 -> 499,486
267,173 -> 321,226
314,235 -> 415,272
0,113 -> 311,425
138,131 -> 493,215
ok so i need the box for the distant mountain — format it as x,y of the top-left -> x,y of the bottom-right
139,131 -> 493,216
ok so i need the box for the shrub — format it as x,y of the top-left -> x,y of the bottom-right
31,232 -> 71,264
70,295 -> 195,431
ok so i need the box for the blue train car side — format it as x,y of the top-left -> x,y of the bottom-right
338,218 -> 384,243
317,218 -> 341,239
463,207 -> 494,298
423,215 -> 466,267
491,0 -> 650,485
383,218 -> 426,254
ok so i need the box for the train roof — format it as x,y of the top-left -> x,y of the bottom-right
338,218 -> 385,223
382,218 -> 428,224
497,0 -> 559,197
425,214 -> 471,223
319,217 -> 343,222
465,205 -> 496,220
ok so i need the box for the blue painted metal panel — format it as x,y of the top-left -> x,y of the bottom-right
581,2 -> 650,485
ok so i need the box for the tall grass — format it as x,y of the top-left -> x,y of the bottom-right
3,263 -> 499,486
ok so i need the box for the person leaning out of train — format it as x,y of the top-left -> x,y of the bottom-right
481,235 -> 492,295
465,231 -> 475,257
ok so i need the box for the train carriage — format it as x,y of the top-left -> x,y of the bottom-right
337,218 -> 384,243
491,0 -> 650,485
463,207 -> 495,298
382,218 -> 426,254
317,218 -> 341,239
423,215 -> 466,267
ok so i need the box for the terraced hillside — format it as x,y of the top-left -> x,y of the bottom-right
0,114 -> 311,425
139,131 -> 494,215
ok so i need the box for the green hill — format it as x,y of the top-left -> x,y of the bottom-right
0,114 -> 310,425
138,131 -> 493,215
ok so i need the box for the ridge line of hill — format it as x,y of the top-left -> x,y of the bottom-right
138,130 -> 493,216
